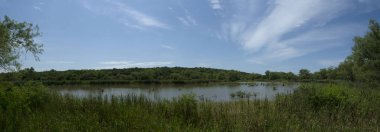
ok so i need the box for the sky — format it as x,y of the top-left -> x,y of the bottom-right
1,0 -> 380,74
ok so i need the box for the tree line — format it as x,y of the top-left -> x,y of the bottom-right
0,65 -> 369,85
0,67 -> 263,85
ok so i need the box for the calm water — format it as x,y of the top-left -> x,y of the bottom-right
53,82 -> 299,101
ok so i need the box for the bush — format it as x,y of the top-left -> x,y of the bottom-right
297,83 -> 359,110
0,82 -> 51,131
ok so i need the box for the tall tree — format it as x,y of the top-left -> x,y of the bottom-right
0,16 -> 43,71
299,69 -> 311,80
337,57 -> 355,81
351,19 -> 380,82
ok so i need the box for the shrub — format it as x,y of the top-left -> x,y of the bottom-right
0,82 -> 51,131
298,84 -> 359,110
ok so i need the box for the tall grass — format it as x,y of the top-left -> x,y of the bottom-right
0,82 -> 379,131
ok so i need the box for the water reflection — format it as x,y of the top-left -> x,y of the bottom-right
54,82 -> 299,101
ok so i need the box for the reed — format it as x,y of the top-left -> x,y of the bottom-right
0,82 -> 379,131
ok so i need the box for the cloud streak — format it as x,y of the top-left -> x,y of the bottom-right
248,23 -> 365,64
221,0 -> 379,64
240,0 -> 347,51
113,2 -> 169,29
178,16 -> 197,26
160,45 -> 175,50
209,0 -> 222,10
82,0 -> 169,29
33,6 -> 41,11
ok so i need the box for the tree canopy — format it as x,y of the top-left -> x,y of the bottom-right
351,19 -> 380,82
0,16 -> 43,71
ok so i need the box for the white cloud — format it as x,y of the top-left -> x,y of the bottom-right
247,23 -> 364,64
33,6 -> 41,11
123,22 -> 145,30
168,7 -> 174,12
118,6 -> 169,29
82,0 -> 169,29
178,16 -> 197,26
240,0 -> 347,51
32,1 -> 45,11
209,0 -> 222,10
220,0 -> 378,64
160,45 -> 175,50
99,61 -> 173,69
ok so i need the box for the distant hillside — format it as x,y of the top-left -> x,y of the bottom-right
0,67 -> 265,85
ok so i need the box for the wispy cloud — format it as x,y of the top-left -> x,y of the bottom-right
160,45 -> 175,50
81,0 -> 169,30
221,0 -> 379,64
33,1 -> 44,11
248,23 -> 365,64
240,0 -> 347,51
33,6 -> 41,11
178,16 -> 197,26
209,0 -> 222,10
114,2 -> 169,29
99,61 -> 173,69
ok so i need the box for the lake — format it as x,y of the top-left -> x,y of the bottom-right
53,82 -> 299,101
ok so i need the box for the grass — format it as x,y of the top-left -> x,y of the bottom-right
0,82 -> 379,131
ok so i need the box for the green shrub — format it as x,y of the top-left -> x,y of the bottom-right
0,82 -> 51,131
297,83 -> 359,110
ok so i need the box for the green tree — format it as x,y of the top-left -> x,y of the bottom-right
285,72 -> 297,80
350,19 -> 380,82
326,67 -> 337,80
265,70 -> 270,80
316,68 -> 328,80
0,16 -> 43,71
20,67 -> 36,81
337,57 -> 355,81
299,69 -> 312,80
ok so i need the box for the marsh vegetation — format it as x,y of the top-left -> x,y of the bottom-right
1,82 -> 380,131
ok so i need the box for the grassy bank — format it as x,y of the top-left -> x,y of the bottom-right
1,82 -> 379,131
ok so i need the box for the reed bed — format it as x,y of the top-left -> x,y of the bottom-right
0,82 -> 379,131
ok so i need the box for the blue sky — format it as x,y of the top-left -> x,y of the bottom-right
1,0 -> 380,73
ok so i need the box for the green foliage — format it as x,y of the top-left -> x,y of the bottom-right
265,70 -> 298,81
351,19 -> 380,83
299,69 -> 312,81
313,19 -> 380,84
337,57 -> 355,81
0,82 -> 50,131
0,16 -> 43,71
313,67 -> 338,81
0,83 -> 379,131
0,67 -> 262,85
172,94 -> 198,124
298,83 -> 359,110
